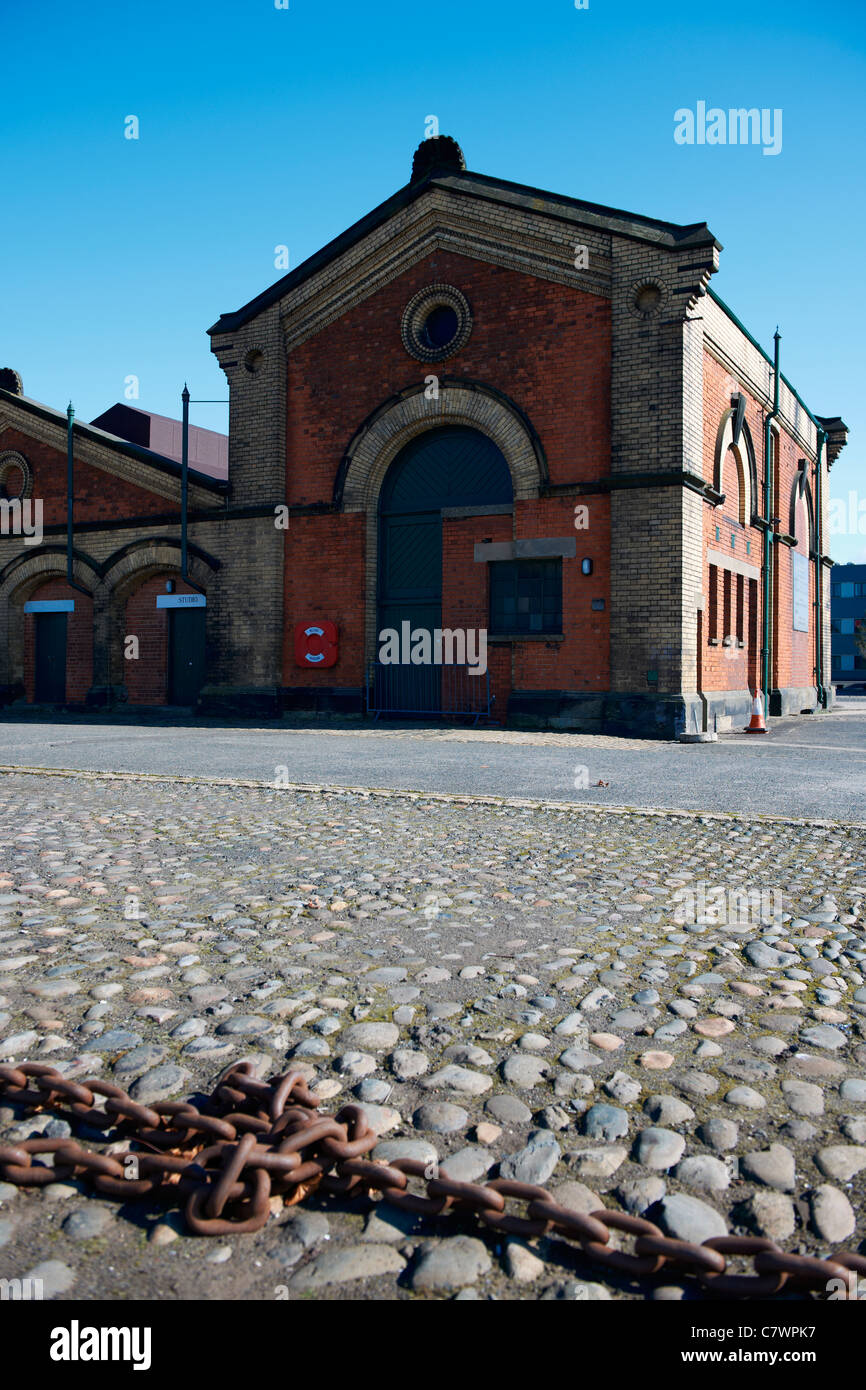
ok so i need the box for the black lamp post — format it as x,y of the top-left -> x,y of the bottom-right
179,387 -> 227,589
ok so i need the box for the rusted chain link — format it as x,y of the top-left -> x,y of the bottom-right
2,1061 -> 864,1297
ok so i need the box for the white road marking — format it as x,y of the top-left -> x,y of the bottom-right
724,740 -> 866,757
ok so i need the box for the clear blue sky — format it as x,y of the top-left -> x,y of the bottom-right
4,0 -> 864,557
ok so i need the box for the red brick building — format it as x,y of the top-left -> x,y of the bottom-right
0,137 -> 848,734
0,376 -> 225,709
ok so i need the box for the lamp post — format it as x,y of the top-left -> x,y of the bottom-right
181,385 -> 189,580
179,388 -> 227,588
66,402 -> 74,583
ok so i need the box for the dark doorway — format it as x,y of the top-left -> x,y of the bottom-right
34,612 -> 67,703
168,608 -> 206,706
376,426 -> 512,713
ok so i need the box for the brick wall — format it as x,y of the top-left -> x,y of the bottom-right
281,250 -> 611,702
0,428 -> 181,525
23,579 -> 92,704
285,250 -> 611,504
122,575 -> 201,705
284,512 -> 365,687
701,349 -> 818,697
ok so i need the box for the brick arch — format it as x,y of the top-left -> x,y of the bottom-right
713,409 -> 757,526
0,548 -> 101,597
0,551 -> 101,693
102,542 -> 217,696
103,540 -> 216,599
336,380 -> 547,512
789,469 -> 815,552
337,381 -> 545,664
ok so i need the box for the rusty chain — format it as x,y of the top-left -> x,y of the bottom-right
1,1060 -> 864,1298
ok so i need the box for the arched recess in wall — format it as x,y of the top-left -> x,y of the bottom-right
713,408 -> 758,525
334,379 -> 547,662
0,548 -> 101,689
102,539 -> 219,691
788,467 -> 816,552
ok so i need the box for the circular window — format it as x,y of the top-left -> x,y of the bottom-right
420,304 -> 459,352
629,278 -> 666,320
244,348 -> 265,374
636,285 -> 661,313
0,450 -> 31,500
2,466 -> 24,498
401,284 -> 472,362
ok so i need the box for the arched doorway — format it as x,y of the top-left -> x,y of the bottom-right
120,574 -> 206,708
377,425 -> 513,711
23,579 -> 94,707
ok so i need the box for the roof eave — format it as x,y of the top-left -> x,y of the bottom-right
0,387 -> 228,493
208,168 -> 720,337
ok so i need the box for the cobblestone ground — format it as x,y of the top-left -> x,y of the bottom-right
0,770 -> 864,1301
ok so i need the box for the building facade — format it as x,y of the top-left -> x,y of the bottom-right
0,137 -> 849,734
830,563 -> 866,686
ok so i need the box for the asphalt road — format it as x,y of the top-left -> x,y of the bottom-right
1,698 -> 865,821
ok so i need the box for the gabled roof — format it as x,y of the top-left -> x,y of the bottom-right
0,386 -> 228,493
208,164 -> 721,337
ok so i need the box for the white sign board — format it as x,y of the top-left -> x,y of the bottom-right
156,594 -> 206,609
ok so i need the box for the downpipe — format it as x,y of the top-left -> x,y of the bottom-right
761,330 -> 781,716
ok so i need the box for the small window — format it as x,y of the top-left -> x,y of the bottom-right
708,565 -> 718,640
489,559 -> 562,636
841,654 -> 855,671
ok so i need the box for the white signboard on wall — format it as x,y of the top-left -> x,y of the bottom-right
156,594 -> 206,609
792,552 -> 809,632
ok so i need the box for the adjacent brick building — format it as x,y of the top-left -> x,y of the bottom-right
830,563 -> 866,686
0,136 -> 849,734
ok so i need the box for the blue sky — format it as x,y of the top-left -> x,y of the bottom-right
3,0 -> 865,557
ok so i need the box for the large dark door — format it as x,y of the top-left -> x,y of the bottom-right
168,609 -> 205,705
34,613 -> 67,703
376,426 -> 513,713
379,511 -> 443,710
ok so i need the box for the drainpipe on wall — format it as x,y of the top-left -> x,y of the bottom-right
814,425 -> 827,707
66,402 -> 74,584
181,384 -> 190,582
761,330 -> 781,713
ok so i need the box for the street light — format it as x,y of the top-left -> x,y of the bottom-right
180,387 -> 228,585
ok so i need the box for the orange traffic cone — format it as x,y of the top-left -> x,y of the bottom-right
745,690 -> 767,734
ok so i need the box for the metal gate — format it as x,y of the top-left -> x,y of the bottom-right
366,660 -> 494,723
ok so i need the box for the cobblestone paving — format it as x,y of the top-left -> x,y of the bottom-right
0,770 -> 864,1301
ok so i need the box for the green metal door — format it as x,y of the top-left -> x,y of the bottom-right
168,609 -> 206,706
34,613 -> 67,703
376,426 -> 512,713
379,510 -> 442,710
